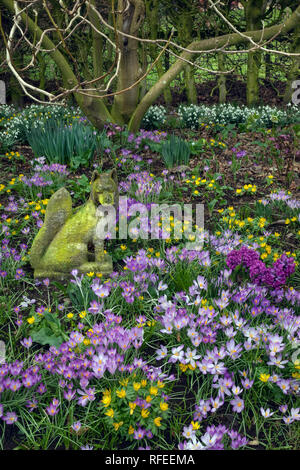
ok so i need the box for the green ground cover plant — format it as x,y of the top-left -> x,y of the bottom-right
0,103 -> 299,451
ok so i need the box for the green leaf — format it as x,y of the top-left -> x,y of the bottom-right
31,327 -> 64,348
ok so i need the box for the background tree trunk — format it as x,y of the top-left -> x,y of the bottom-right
283,24 -> 300,104
243,0 -> 265,106
218,52 -> 227,104
179,13 -> 197,104
1,0 -> 300,132
145,0 -> 172,105
128,5 -> 300,132
111,0 -> 146,122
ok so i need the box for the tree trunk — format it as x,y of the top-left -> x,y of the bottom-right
1,0 -> 300,132
218,52 -> 227,104
283,25 -> 300,104
179,13 -> 197,105
244,0 -> 265,106
38,54 -> 46,102
9,50 -> 23,107
111,0 -> 145,122
128,5 -> 300,132
184,64 -> 197,104
145,0 -> 172,105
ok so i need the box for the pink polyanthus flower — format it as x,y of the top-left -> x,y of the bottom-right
226,247 -> 295,289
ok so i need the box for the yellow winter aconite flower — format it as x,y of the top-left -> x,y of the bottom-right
102,390 -> 111,407
149,386 -> 158,396
116,388 -> 126,399
293,360 -> 300,370
105,408 -> 114,418
112,421 -> 123,431
128,425 -> 134,435
119,378 -> 129,387
27,316 -> 35,324
160,402 -> 168,411
191,421 -> 201,430
259,373 -> 270,383
133,382 -> 141,391
129,402 -> 136,415
141,409 -> 150,418
154,417 -> 162,427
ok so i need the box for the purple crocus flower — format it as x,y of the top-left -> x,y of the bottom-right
77,388 -> 96,406
20,337 -> 32,349
92,283 -> 110,298
3,412 -> 18,424
88,300 -> 101,315
230,397 -> 244,413
133,428 -> 146,440
46,403 -> 59,416
71,421 -> 82,433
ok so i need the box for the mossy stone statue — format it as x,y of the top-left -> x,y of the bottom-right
30,169 -> 118,280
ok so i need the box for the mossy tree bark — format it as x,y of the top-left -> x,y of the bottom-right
128,5 -> 300,132
218,52 -> 227,104
9,49 -> 24,106
111,0 -> 146,123
38,54 -> 46,102
1,0 -> 300,131
283,24 -> 300,104
242,0 -> 266,106
145,0 -> 172,105
0,0 -> 114,128
89,0 -> 104,80
179,13 -> 197,105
